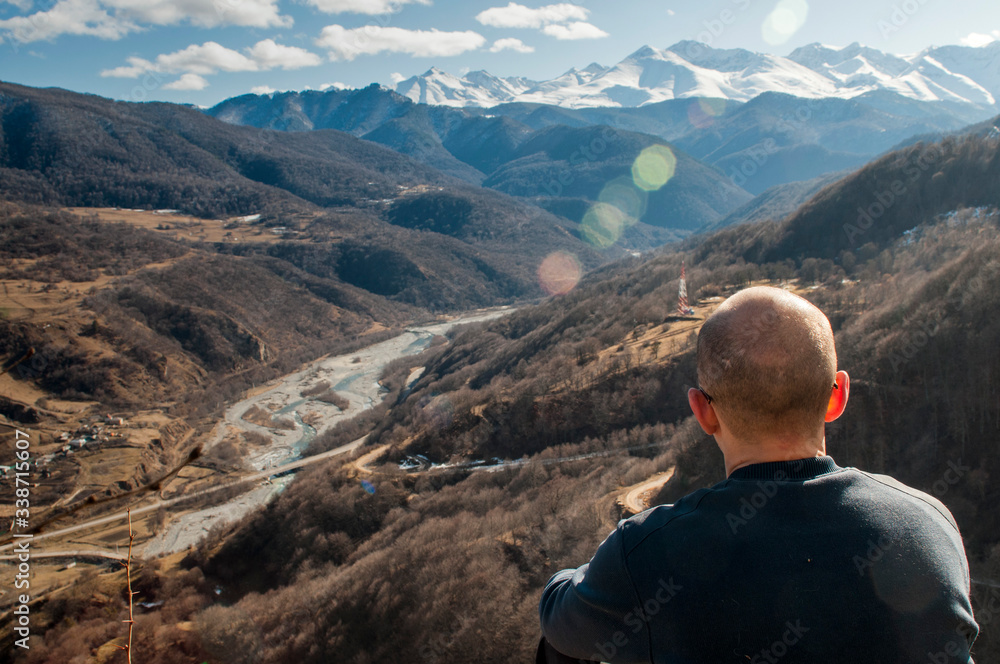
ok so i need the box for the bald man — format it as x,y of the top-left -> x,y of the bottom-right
539,286 -> 978,663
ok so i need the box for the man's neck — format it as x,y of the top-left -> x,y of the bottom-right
723,439 -> 827,477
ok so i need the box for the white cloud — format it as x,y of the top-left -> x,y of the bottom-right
251,84 -> 277,94
0,0 -> 289,43
960,30 -> 1000,48
100,39 -> 322,91
3,0 -> 34,11
316,24 -> 485,61
475,2 -> 587,28
319,81 -> 348,90
474,2 -> 605,41
490,37 -> 533,53
101,55 -> 155,77
155,41 -> 257,75
0,0 -> 135,43
306,0 -> 430,15
667,9 -> 675,16
102,0 -> 290,28
246,39 -> 322,69
541,21 -> 607,40
163,73 -> 208,90
389,71 -> 406,84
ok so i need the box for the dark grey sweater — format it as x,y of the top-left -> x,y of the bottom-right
540,456 -> 978,663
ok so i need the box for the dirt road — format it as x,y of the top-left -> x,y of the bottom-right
619,468 -> 676,515
0,437 -> 367,554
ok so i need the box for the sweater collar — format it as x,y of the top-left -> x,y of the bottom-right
728,456 -> 840,481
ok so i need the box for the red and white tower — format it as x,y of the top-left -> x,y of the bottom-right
678,262 -> 694,316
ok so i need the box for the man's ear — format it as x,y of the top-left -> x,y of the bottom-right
825,370 -> 850,423
688,387 -> 720,435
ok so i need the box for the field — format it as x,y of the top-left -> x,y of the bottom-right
64,208 -> 300,245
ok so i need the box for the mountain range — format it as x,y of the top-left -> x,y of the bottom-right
0,80 -> 607,310
208,75 -> 990,202
208,85 -> 754,229
393,41 -> 1000,111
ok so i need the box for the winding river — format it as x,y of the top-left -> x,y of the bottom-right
142,307 -> 513,556
208,308 -> 513,470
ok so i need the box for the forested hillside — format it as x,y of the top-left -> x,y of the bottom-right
0,81 -> 614,311
14,128 -> 1000,662
0,81 -> 450,215
208,84 -> 983,201
209,86 -> 757,235
0,204 -> 414,414
689,130 -> 1000,264
704,171 -> 845,231
482,124 -> 751,232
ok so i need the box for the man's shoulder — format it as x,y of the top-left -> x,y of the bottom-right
616,464 -> 963,552
848,467 -> 961,531
618,483 -> 723,554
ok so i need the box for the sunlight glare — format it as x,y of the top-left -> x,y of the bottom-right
419,394 -> 454,430
688,98 -> 727,128
631,145 -> 677,192
538,251 -> 583,295
762,0 -> 809,46
581,203 -> 629,248
599,176 -> 647,222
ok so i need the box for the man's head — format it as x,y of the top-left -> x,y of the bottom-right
693,286 -> 843,447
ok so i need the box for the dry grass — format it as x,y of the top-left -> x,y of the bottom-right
63,208 -> 285,245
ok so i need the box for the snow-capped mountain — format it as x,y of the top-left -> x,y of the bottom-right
920,43 -> 1000,103
393,67 -> 537,107
787,42 -> 998,106
392,41 -> 1000,109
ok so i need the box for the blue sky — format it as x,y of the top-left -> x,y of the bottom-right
2,0 -> 999,107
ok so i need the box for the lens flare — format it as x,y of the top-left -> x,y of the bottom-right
687,103 -> 714,130
361,479 -> 376,495
632,145 -> 677,192
699,98 -> 727,117
762,0 -> 809,46
688,98 -> 727,129
538,251 -> 582,295
581,202 -> 630,248
599,177 -> 647,222
419,393 -> 454,429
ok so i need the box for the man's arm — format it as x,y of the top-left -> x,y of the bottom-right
539,526 -> 648,663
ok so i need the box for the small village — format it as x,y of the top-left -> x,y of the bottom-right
0,414 -> 129,481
